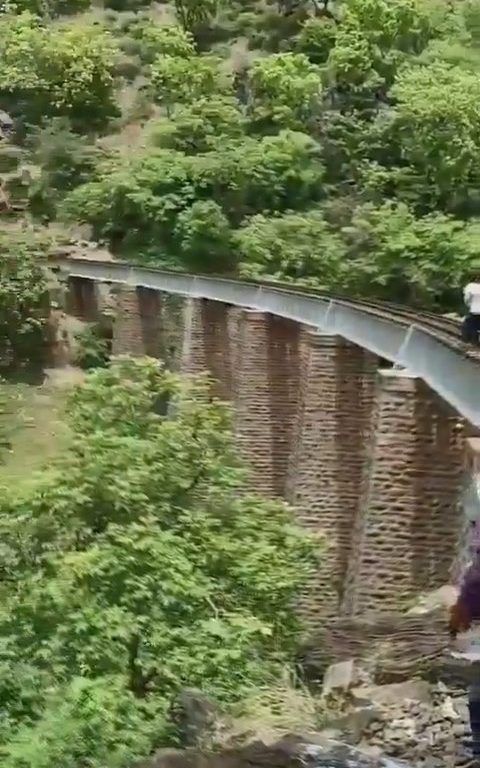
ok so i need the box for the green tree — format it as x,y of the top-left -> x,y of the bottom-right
0,231 -> 50,371
295,16 -> 337,65
74,325 -> 110,370
145,96 -> 244,153
5,0 -> 90,17
2,677 -> 168,768
340,201 -> 480,307
325,0 -> 453,103
246,52 -> 322,130
0,358 -> 318,765
127,20 -> 195,64
28,118 -> 102,219
0,12 -> 119,130
326,19 -> 381,99
174,199 -> 234,271
63,130 -> 324,258
151,53 -> 232,112
62,147 -> 201,258
342,0 -> 435,59
235,208 -> 345,287
463,0 -> 480,43
381,61 -> 480,213
197,131 -> 325,223
173,0 -> 219,34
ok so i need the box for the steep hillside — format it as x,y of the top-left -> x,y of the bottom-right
2,0 -> 480,310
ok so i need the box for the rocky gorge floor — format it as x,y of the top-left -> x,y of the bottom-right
327,675 -> 472,767
136,667 -> 476,768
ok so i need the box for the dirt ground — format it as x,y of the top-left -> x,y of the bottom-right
0,366 -> 84,487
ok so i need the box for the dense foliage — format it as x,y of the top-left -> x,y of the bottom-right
41,0 -> 480,309
0,12 -> 119,131
74,323 -> 110,369
0,231 -> 50,371
0,0 -> 479,307
1,0 -> 478,763
0,358 -> 318,766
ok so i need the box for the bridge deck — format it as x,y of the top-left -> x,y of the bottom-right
51,256 -> 480,429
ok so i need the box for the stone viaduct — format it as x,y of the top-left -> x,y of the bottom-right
51,257 -> 480,630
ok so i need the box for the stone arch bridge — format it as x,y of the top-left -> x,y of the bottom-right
51,256 -> 480,629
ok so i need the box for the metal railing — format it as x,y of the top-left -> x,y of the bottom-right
52,256 -> 480,428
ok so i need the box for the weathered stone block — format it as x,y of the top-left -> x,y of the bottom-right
345,369 -> 465,616
228,309 -> 300,497
287,331 -> 377,622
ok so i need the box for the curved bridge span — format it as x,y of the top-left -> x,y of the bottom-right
54,256 -> 480,428
52,255 -> 480,623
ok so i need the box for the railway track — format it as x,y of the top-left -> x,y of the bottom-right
51,250 -> 479,361
326,298 -> 480,360
236,275 -> 474,357
246,274 -> 479,359
330,297 -> 467,350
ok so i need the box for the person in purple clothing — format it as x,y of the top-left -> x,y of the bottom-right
450,523 -> 480,762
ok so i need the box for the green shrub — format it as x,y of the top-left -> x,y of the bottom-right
0,359 -> 319,765
28,118 -> 100,220
0,13 -> 120,131
74,324 -> 110,370
0,231 -> 50,371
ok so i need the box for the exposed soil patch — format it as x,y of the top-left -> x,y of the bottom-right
0,366 -> 82,486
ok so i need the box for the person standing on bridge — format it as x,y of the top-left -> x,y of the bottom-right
462,276 -> 480,344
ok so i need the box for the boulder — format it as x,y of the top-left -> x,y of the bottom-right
0,110 -> 13,133
333,706 -> 382,745
322,659 -> 358,697
407,585 -> 457,615
169,688 -> 219,747
439,696 -> 461,722
300,738 -> 411,768
354,679 -> 471,764
351,680 -> 432,707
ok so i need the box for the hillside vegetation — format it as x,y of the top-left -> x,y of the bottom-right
0,359 -> 319,767
2,0 -> 480,312
0,1 -> 478,765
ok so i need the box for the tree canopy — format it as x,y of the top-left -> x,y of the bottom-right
0,0 -> 478,308
0,231 -> 50,372
2,0 -> 480,763
0,358 -> 318,766
0,12 -> 119,130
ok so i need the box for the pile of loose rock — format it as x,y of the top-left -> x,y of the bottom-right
321,661 -> 472,767
132,675 -> 473,768
358,682 -> 468,765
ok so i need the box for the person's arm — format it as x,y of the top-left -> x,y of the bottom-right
449,597 -> 471,639
450,565 -> 475,638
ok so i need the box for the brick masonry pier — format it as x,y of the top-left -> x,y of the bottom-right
62,276 -> 475,624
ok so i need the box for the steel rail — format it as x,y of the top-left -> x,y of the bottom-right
51,256 -> 480,429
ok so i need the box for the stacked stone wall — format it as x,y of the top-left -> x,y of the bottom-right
227,311 -> 300,496
345,370 -> 465,616
181,298 -> 233,401
111,286 -> 144,356
63,280 -> 470,625
286,332 -> 377,623
110,286 -> 185,361
65,276 -> 98,322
